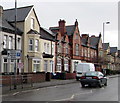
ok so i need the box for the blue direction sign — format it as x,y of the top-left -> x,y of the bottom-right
7,50 -> 21,59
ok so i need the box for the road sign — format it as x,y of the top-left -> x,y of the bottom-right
7,50 -> 21,59
17,62 -> 24,69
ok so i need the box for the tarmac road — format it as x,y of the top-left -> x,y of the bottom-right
2,76 -> 119,102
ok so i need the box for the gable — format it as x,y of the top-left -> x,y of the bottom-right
25,8 -> 40,32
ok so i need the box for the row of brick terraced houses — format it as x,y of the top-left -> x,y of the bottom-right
0,5 -> 120,78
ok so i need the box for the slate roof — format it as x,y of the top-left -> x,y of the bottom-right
0,18 -> 22,35
110,47 -> 118,54
42,27 -> 56,37
3,5 -> 33,22
81,38 -> 88,46
49,25 -> 75,36
66,25 -> 75,36
27,29 -> 39,34
102,43 -> 109,50
89,37 -> 99,49
40,27 -> 55,41
2,19 -> 15,31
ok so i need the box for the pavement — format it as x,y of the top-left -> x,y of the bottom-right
1,74 -> 119,95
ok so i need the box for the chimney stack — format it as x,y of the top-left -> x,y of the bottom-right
75,19 -> 78,26
81,34 -> 89,38
58,19 -> 66,36
91,35 -> 96,37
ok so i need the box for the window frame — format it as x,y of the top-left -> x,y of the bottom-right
35,39 -> 39,52
29,39 -> 34,51
75,44 -> 79,56
31,18 -> 35,29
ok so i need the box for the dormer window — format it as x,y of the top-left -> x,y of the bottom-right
31,18 -> 35,29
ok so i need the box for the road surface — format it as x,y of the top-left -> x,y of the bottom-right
2,76 -> 119,102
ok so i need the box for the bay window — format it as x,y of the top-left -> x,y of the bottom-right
35,39 -> 39,52
29,39 -> 34,51
3,35 -> 7,49
9,36 -> 13,49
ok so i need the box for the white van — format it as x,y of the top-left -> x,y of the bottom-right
76,63 -> 95,81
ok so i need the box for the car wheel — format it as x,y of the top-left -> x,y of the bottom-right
98,82 -> 102,88
104,81 -> 107,86
81,83 -> 85,88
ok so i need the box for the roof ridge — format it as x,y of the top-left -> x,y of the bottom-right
66,25 -> 75,27
4,5 -> 33,11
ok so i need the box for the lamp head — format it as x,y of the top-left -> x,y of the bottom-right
106,22 -> 110,24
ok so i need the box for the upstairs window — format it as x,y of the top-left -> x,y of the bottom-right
47,43 -> 49,53
75,33 -> 79,39
51,44 -> 54,55
18,38 -> 21,50
9,36 -> 13,49
31,18 -> 35,29
3,35 -> 7,49
44,43 -> 47,53
29,39 -> 34,51
75,44 -> 79,56
35,39 -> 39,52
66,48 -> 68,54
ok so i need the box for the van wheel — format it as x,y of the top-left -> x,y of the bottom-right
76,78 -> 79,81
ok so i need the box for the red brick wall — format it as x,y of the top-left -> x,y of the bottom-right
66,73 -> 76,79
28,73 -> 46,83
72,26 -> 81,60
0,73 -> 46,86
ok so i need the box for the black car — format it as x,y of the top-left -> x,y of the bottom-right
80,71 -> 107,88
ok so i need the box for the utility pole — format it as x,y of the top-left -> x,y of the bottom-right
14,0 -> 17,89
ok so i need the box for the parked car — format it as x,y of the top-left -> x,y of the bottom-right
76,63 -> 95,81
80,71 -> 107,88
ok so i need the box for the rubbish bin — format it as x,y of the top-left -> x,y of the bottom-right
46,72 -> 51,81
60,72 -> 66,80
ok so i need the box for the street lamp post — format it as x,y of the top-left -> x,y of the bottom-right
103,22 -> 110,43
14,0 -> 17,89
102,21 -> 110,74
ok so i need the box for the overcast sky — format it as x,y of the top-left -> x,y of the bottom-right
0,0 -> 119,47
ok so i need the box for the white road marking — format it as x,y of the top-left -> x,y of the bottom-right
54,90 -> 92,101
13,92 -> 19,96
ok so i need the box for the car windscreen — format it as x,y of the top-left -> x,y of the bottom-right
84,72 -> 98,76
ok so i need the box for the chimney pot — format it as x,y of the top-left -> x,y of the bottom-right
91,35 -> 96,37
82,34 -> 89,38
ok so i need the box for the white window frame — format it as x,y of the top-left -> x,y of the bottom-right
47,43 -> 49,54
3,35 -> 8,49
33,59 -> 40,72
31,18 -> 35,29
75,44 -> 79,56
44,43 -> 47,53
29,39 -> 34,51
44,60 -> 48,72
52,44 -> 54,55
57,59 -> 61,72
64,60 -> 69,72
35,39 -> 39,52
3,58 -> 8,72
50,60 -> 54,73
8,36 -> 13,49
17,38 -> 21,50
